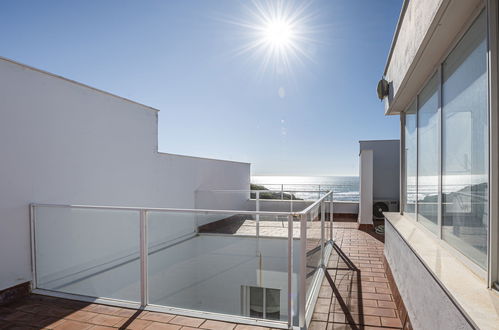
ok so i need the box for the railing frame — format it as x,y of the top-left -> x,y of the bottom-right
287,214 -> 294,329
30,189 -> 334,330
298,212 -> 307,329
139,209 -> 148,307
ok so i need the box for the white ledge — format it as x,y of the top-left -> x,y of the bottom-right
384,212 -> 499,330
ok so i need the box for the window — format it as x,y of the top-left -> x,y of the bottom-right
405,102 -> 417,219
241,286 -> 280,320
442,10 -> 488,268
417,73 -> 440,234
403,10 -> 489,269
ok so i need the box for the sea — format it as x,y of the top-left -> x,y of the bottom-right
251,176 -> 360,201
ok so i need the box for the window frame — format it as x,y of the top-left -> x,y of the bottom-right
486,0 -> 499,289
400,6 -> 493,282
241,285 -> 281,320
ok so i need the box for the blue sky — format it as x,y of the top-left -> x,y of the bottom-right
0,0 -> 402,176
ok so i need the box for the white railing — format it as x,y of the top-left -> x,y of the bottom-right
30,190 -> 334,330
251,183 -> 360,202
252,185 -> 333,200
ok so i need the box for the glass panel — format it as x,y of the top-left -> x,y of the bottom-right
417,73 -> 439,233
405,101 -> 417,219
195,189 -> 309,213
34,206 -> 141,302
147,210 -> 294,323
442,11 -> 488,268
305,206 -> 321,300
195,190 -> 251,211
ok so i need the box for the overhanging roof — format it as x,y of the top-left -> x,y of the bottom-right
383,0 -> 483,115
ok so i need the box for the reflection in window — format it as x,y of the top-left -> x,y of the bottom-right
417,74 -> 439,233
242,286 -> 280,320
442,11 -> 488,268
405,102 -> 417,219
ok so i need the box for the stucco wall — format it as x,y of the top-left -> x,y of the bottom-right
384,221 -> 473,330
384,0 -> 483,114
0,58 -> 250,291
385,0 -> 443,102
359,140 -> 400,201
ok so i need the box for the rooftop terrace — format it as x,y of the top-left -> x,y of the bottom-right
0,221 -> 404,330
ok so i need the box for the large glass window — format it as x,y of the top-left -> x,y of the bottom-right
417,74 -> 440,233
441,11 -> 488,268
404,102 -> 417,219
403,10 -> 489,269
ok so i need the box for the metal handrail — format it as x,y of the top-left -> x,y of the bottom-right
30,189 -> 335,329
300,191 -> 333,214
30,203 -> 295,216
198,188 -> 336,203
31,189 -> 334,217
196,189 -> 331,194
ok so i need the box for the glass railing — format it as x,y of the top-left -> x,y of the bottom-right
33,206 -> 142,302
250,182 -> 359,202
30,190 -> 334,329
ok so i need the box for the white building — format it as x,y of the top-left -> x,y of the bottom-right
0,57 -> 250,296
380,0 -> 499,328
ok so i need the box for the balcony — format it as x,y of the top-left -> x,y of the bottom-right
0,189 -> 404,329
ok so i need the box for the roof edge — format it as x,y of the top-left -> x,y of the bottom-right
358,139 -> 399,143
157,151 -> 251,165
383,0 -> 410,76
0,56 -> 160,113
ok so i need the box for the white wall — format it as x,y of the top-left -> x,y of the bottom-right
359,140 -> 400,201
385,0 -> 444,102
384,0 -> 483,114
359,149 -> 373,225
384,221 -> 473,330
0,58 -> 250,291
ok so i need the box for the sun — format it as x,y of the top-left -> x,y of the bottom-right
228,0 -> 317,76
263,19 -> 294,48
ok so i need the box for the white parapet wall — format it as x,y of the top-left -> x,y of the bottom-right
384,219 -> 474,330
0,57 -> 250,291
359,149 -> 373,226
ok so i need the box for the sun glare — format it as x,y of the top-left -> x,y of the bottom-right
263,20 -> 294,47
228,0 -> 317,76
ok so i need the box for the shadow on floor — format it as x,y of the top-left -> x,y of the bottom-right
0,294 -> 145,329
325,243 -> 364,330
198,214 -> 251,234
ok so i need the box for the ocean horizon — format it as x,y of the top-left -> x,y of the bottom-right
251,175 -> 360,201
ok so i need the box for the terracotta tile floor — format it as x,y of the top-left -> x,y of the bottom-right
311,221 -> 403,330
0,220 -> 401,330
0,295 -> 267,330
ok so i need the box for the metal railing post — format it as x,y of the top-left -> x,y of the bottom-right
329,194 -> 334,243
287,214 -> 294,329
29,204 -> 37,290
256,191 -> 260,239
290,193 -> 294,213
299,213 -> 307,329
320,201 -> 325,267
281,184 -> 284,200
318,185 -> 321,200
140,209 -> 148,308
